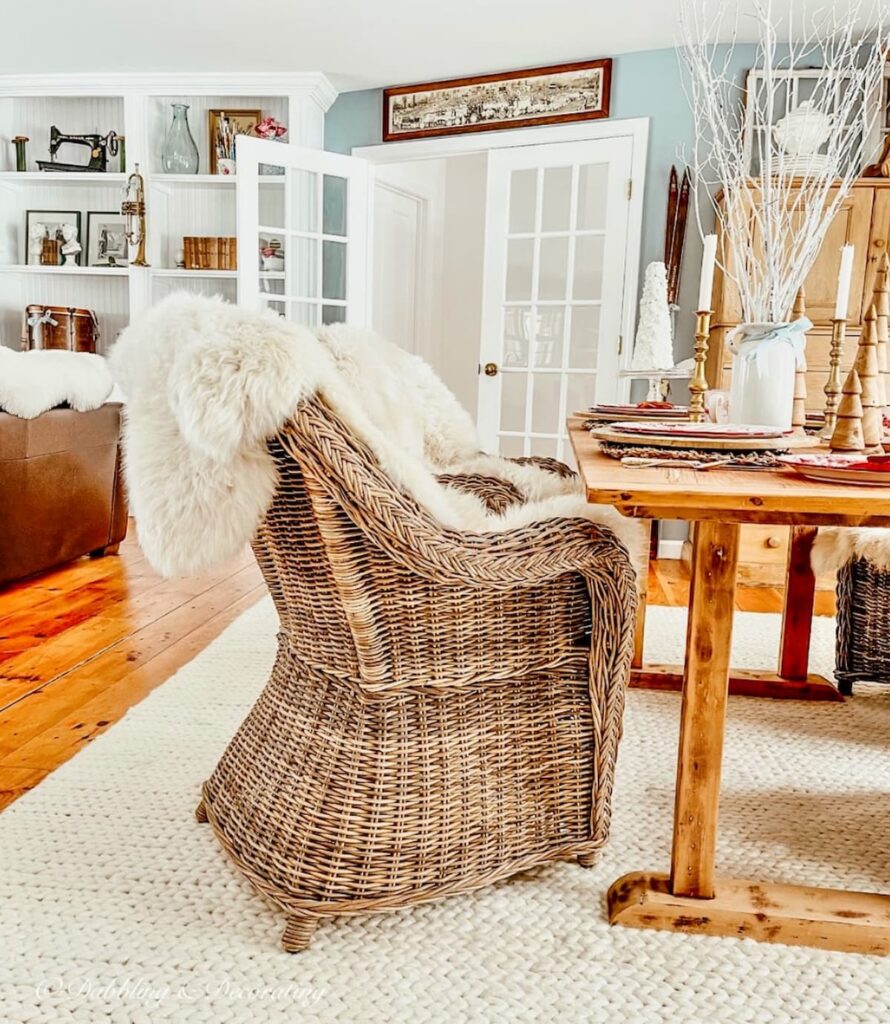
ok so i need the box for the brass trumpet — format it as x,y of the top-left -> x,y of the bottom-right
121,164 -> 149,267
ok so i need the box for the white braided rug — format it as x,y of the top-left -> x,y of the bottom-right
2,599 -> 889,1023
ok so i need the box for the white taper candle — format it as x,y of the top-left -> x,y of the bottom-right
834,244 -> 855,320
698,234 -> 718,311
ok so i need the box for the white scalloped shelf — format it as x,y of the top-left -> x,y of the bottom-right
150,174 -> 284,186
151,268 -> 284,279
0,264 -> 129,275
0,171 -> 127,184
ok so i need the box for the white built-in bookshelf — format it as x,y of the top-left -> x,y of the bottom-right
0,73 -> 337,352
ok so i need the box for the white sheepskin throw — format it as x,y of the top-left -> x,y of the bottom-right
0,346 -> 112,418
110,293 -> 645,578
811,527 -> 890,575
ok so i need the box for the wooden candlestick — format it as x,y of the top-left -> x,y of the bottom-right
821,316 -> 848,442
790,287 -> 808,433
688,309 -> 712,423
830,367 -> 865,452
856,305 -> 882,450
874,251 -> 889,414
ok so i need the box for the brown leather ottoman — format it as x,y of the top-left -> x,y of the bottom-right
0,404 -> 128,586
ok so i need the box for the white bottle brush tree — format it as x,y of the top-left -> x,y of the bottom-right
632,261 -> 675,371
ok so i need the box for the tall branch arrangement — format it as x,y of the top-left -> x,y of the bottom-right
679,0 -> 888,323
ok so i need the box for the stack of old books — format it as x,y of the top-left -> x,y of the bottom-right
183,236 -> 238,271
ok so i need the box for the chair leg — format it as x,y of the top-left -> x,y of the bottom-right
195,798 -> 209,823
281,914 -> 319,953
577,852 -> 598,869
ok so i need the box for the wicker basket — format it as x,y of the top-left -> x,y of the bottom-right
835,557 -> 890,695
196,396 -> 637,951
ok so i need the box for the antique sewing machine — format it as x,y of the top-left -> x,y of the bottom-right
37,126 -> 119,172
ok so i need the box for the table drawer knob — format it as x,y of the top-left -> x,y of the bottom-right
766,535 -> 782,549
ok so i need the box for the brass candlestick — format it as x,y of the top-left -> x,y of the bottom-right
688,309 -> 712,423
820,316 -> 847,442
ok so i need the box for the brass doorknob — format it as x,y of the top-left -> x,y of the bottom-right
483,362 -> 498,377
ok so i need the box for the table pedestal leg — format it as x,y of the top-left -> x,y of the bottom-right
669,520 -> 738,896
778,525 -> 817,681
608,521 -> 890,954
632,521 -> 652,670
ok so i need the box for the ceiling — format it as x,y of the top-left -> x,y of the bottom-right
3,0 -> 878,92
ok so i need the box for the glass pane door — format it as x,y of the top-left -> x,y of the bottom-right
235,135 -> 370,328
478,138 -> 633,461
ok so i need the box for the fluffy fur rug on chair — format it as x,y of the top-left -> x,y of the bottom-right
811,528 -> 890,574
0,346 -> 112,419
110,293 -> 646,578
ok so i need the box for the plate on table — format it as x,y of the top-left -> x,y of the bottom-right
589,424 -> 814,452
589,404 -> 689,419
777,453 -> 890,487
611,421 -> 790,440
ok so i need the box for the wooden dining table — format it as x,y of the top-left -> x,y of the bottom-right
569,417 -> 890,954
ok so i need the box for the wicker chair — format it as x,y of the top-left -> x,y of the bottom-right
195,396 -> 637,952
835,557 -> 890,694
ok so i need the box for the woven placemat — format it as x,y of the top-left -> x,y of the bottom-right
596,439 -> 783,467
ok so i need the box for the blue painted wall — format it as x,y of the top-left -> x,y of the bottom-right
325,44 -> 757,358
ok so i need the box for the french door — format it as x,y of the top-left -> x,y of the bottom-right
235,135 -> 371,327
477,138 -> 633,460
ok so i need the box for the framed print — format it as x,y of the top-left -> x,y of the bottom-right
383,59 -> 612,142
25,210 -> 82,266
86,211 -> 129,267
208,108 -> 261,174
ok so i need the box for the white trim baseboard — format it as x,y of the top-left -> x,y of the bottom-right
656,538 -> 686,561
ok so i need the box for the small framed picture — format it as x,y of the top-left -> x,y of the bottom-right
25,210 -> 82,266
86,211 -> 129,268
208,108 -> 261,174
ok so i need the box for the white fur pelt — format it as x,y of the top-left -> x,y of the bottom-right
110,293 -> 645,578
812,527 -> 890,575
0,346 -> 112,418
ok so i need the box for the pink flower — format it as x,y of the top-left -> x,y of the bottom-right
255,117 -> 287,139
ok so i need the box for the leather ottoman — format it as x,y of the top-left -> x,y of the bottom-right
0,404 -> 128,586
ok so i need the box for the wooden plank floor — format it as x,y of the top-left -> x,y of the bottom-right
0,525 -> 265,811
0,527 -> 835,812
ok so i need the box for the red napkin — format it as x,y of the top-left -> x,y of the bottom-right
845,455 -> 890,471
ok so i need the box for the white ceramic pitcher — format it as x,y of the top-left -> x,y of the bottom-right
728,319 -> 810,430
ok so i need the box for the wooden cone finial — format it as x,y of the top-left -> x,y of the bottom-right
830,367 -> 865,453
874,252 -> 889,415
855,305 -> 882,450
790,287 -> 808,433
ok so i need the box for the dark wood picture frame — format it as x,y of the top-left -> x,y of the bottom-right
24,209 -> 82,266
382,59 -> 612,142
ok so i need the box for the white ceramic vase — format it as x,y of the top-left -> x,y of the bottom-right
728,322 -> 809,430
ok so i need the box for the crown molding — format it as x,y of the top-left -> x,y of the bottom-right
0,72 -> 339,109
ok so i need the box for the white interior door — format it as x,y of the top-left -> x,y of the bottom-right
372,182 -> 422,353
477,137 -> 633,460
236,135 -> 371,328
